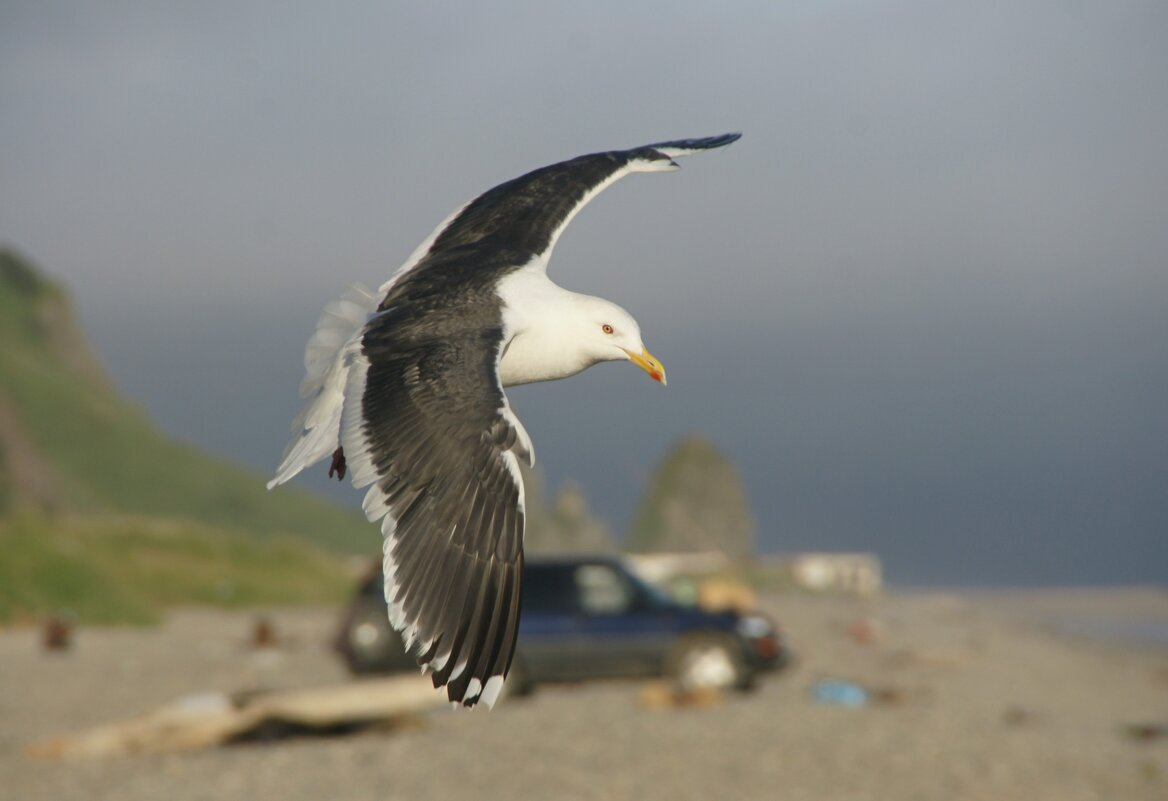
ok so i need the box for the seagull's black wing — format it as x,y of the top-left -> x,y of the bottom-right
379,133 -> 742,293
341,292 -> 531,708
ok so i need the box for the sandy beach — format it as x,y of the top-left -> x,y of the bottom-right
3,588 -> 1166,801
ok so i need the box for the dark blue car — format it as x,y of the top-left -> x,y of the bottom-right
335,555 -> 790,695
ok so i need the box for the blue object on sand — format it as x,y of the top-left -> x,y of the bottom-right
811,679 -> 869,707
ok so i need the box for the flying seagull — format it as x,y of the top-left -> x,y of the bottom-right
268,133 -> 741,707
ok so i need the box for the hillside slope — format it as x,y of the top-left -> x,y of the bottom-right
0,248 -> 371,554
627,435 -> 756,558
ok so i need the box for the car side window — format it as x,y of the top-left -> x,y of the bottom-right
575,565 -> 633,615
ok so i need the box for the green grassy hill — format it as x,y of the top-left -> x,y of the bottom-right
0,514 -> 356,624
0,248 -> 375,622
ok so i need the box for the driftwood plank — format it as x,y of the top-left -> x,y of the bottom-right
27,675 -> 446,759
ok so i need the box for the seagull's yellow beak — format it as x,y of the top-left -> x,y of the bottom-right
624,347 -> 667,386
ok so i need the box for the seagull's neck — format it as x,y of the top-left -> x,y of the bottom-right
496,268 -> 596,387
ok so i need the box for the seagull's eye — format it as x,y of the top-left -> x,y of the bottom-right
601,324 -> 614,335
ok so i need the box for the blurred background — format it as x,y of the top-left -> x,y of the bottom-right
1,2 -> 1165,800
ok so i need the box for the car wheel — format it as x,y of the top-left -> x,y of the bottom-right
668,634 -> 753,693
341,598 -> 404,674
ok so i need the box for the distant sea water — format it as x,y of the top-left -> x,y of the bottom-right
919,586 -> 1168,652
1045,616 -> 1168,650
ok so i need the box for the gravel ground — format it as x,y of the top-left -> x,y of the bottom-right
3,589 -> 1166,801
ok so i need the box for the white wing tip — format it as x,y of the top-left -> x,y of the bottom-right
446,674 -> 506,709
480,675 -> 506,708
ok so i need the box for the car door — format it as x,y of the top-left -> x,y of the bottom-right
515,563 -> 590,682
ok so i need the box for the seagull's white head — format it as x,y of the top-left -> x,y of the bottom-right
496,274 -> 667,387
572,296 -> 667,386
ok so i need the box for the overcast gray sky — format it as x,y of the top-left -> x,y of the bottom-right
2,1 -> 1165,585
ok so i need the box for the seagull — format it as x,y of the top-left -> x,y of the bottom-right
268,133 -> 741,707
